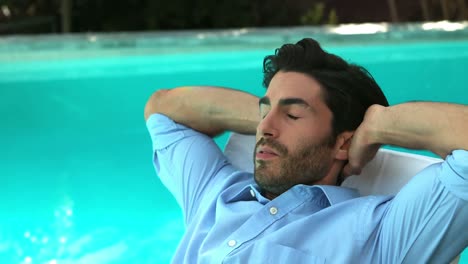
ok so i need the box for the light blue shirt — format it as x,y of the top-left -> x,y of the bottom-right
147,114 -> 468,264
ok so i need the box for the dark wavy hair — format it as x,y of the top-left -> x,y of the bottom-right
263,38 -> 389,138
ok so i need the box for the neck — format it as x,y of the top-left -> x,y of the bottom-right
311,160 -> 345,186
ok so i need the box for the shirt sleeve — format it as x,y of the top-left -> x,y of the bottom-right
146,113 -> 236,224
371,150 -> 468,263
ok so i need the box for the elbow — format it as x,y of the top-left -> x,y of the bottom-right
144,89 -> 169,121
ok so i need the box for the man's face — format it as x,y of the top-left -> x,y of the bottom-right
254,71 -> 336,197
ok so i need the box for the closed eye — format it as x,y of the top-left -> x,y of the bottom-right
287,114 -> 299,120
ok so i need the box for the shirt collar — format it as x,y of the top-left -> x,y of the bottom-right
227,183 -> 270,204
314,185 -> 361,205
227,182 -> 360,206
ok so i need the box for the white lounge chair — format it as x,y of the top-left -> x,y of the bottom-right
223,132 -> 460,264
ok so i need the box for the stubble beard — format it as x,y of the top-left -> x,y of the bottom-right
254,137 -> 334,196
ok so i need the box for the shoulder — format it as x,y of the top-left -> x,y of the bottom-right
437,149 -> 468,201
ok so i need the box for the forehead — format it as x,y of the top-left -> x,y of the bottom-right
265,71 -> 325,106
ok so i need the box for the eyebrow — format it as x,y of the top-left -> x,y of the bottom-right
259,96 -> 311,109
259,96 -> 270,106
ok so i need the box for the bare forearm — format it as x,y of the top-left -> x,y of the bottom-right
144,86 -> 260,136
365,102 -> 468,158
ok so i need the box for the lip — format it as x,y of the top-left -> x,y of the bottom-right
256,146 -> 279,160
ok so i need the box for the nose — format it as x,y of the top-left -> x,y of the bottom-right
257,111 -> 279,139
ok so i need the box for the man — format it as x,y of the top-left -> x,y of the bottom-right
144,38 -> 467,263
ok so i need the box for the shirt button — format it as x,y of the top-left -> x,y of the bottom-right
269,207 -> 278,215
228,239 -> 237,247
249,189 -> 256,197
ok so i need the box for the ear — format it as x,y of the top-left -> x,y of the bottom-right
333,131 -> 354,161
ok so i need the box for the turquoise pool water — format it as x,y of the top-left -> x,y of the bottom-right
1,28 -> 468,263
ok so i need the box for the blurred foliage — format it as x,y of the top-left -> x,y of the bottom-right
0,0 -> 342,32
0,0 -> 466,34
0,0 -> 57,16
300,3 -> 339,25
0,0 -> 59,33
328,9 -> 339,25
70,0 -> 257,31
301,3 -> 326,25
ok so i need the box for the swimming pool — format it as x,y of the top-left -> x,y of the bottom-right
1,23 -> 467,263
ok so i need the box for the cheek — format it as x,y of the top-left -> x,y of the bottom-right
288,132 -> 310,150
297,123 -> 332,145
287,136 -> 320,157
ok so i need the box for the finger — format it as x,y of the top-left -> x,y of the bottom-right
342,164 -> 352,178
343,163 -> 362,177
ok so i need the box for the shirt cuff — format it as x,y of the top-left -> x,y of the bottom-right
438,149 -> 468,201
